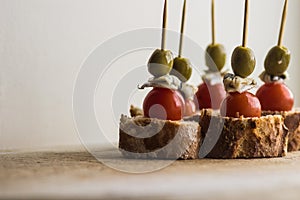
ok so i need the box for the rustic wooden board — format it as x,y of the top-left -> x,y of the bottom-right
1,146 -> 300,200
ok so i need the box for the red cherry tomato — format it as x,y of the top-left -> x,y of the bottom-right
184,99 -> 196,117
143,87 -> 184,120
256,82 -> 294,111
195,82 -> 226,110
220,92 -> 261,118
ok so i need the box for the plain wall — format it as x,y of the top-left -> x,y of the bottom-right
0,0 -> 299,150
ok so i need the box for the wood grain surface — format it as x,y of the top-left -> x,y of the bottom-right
1,146 -> 300,200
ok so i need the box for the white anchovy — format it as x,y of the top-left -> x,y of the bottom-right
259,71 -> 288,83
138,74 -> 197,100
223,73 -> 257,93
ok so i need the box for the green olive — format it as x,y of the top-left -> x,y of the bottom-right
264,46 -> 290,76
170,57 -> 192,82
231,46 -> 256,78
148,49 -> 173,77
205,43 -> 226,72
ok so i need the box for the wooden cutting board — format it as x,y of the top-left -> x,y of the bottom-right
1,146 -> 300,200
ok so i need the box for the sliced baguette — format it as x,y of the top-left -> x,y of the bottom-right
262,110 -> 300,152
199,109 -> 288,158
119,115 -> 201,159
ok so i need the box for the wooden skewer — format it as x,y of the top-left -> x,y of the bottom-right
278,0 -> 288,47
178,0 -> 187,57
161,0 -> 168,50
242,0 -> 249,47
211,0 -> 216,45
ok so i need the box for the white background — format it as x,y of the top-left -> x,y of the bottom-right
0,0 -> 299,150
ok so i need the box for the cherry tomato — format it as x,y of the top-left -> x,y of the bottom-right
220,92 -> 261,118
143,87 -> 184,120
195,83 -> 226,110
256,82 -> 294,111
184,99 -> 196,117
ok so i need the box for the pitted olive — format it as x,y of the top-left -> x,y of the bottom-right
231,46 -> 256,78
264,45 -> 290,76
148,49 -> 174,77
170,57 -> 192,82
205,43 -> 226,72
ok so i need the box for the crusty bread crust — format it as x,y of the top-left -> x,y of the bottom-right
122,106 -> 289,159
200,109 -> 288,159
263,110 -> 300,152
130,105 -> 143,117
119,115 -> 201,159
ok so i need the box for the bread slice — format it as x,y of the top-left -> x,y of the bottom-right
199,109 -> 288,159
262,110 -> 300,152
119,115 -> 201,159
